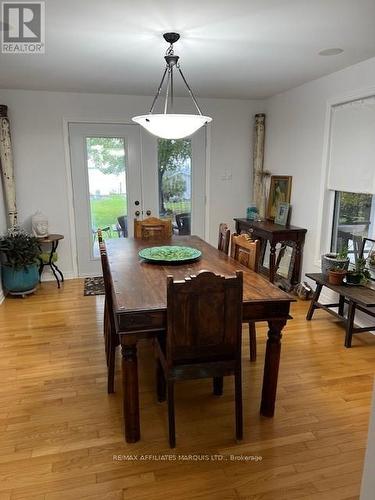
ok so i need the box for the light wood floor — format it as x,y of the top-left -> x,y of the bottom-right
0,279 -> 374,500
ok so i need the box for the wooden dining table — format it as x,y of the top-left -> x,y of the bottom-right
106,235 -> 294,443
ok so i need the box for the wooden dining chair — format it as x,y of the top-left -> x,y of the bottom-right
231,233 -> 261,362
98,235 -> 119,394
134,217 -> 172,240
218,223 -> 231,254
155,270 -> 243,448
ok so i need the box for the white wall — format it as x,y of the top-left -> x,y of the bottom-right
264,56 -> 375,277
0,181 -> 6,301
0,89 -> 264,278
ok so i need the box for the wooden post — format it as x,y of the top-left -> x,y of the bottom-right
252,113 -> 266,219
0,105 -> 18,227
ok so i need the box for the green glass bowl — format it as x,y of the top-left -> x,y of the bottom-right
139,245 -> 202,264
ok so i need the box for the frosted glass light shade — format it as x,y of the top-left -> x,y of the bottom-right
132,113 -> 212,139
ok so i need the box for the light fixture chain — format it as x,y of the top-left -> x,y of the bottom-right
177,66 -> 203,115
149,66 -> 169,114
164,67 -> 171,114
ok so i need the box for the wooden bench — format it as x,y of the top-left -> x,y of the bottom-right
306,273 -> 375,347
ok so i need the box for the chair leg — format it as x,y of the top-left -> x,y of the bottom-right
167,380 -> 176,448
107,332 -> 116,394
156,359 -> 166,402
249,322 -> 257,362
234,369 -> 243,441
213,376 -> 223,395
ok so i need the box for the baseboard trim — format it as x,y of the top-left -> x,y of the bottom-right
40,271 -> 76,282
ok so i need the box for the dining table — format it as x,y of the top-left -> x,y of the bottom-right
106,235 -> 294,443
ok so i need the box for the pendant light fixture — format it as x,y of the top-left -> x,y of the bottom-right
132,32 -> 212,139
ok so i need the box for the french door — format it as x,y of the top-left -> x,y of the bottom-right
69,122 -> 206,276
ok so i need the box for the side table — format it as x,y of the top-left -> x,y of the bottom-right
38,234 -> 64,288
234,219 -> 307,289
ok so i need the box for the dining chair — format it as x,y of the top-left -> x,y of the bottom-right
98,235 -> 119,394
175,212 -> 191,235
230,233 -> 261,362
134,217 -> 172,240
154,270 -> 243,448
218,223 -> 231,254
116,215 -> 128,238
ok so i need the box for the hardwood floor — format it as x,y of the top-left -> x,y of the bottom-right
0,279 -> 374,499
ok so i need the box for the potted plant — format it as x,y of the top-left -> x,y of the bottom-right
321,247 -> 349,277
0,227 -> 41,295
328,264 -> 347,285
369,251 -> 375,268
346,257 -> 371,285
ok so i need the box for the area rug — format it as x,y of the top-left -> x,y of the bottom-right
84,276 -> 105,296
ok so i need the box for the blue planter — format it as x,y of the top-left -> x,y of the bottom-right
1,264 -> 39,294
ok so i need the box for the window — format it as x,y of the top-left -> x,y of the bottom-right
331,191 -> 375,262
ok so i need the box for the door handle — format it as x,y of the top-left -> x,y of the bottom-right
135,210 -> 140,217
146,210 -> 151,216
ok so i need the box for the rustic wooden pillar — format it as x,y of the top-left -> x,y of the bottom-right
252,113 -> 266,219
0,105 -> 18,227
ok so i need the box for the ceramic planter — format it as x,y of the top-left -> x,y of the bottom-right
328,269 -> 346,286
346,271 -> 362,285
321,253 -> 349,277
1,263 -> 39,295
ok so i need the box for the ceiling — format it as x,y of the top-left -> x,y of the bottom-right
0,0 -> 375,99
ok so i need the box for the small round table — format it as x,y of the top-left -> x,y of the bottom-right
37,234 -> 64,288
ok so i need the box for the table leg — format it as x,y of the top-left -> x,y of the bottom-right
269,243 -> 277,283
51,241 -> 64,286
306,283 -> 322,320
345,300 -> 356,348
338,295 -> 345,317
292,241 -> 303,285
48,241 -> 61,288
260,319 -> 286,417
121,340 -> 140,442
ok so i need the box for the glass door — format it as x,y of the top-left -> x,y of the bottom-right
69,123 -> 142,276
141,128 -> 206,238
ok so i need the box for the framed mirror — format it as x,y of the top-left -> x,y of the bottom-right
261,240 -> 296,290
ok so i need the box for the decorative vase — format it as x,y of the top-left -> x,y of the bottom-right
246,204 -> 258,221
321,253 -> 349,277
1,263 -> 39,295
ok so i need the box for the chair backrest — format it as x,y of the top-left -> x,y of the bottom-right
134,217 -> 172,240
175,213 -> 191,235
99,241 -> 116,331
218,223 -> 230,254
230,233 -> 260,272
117,216 -> 128,237
166,270 -> 243,365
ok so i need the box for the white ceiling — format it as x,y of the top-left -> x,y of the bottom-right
1,0 -> 375,99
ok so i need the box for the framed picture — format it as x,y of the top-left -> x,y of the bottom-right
274,202 -> 290,225
266,175 -> 292,220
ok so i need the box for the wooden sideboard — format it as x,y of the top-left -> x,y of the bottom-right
234,219 -> 307,289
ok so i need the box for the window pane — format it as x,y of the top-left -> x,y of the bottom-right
158,138 -> 192,235
86,137 -> 127,245
331,191 -> 374,263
